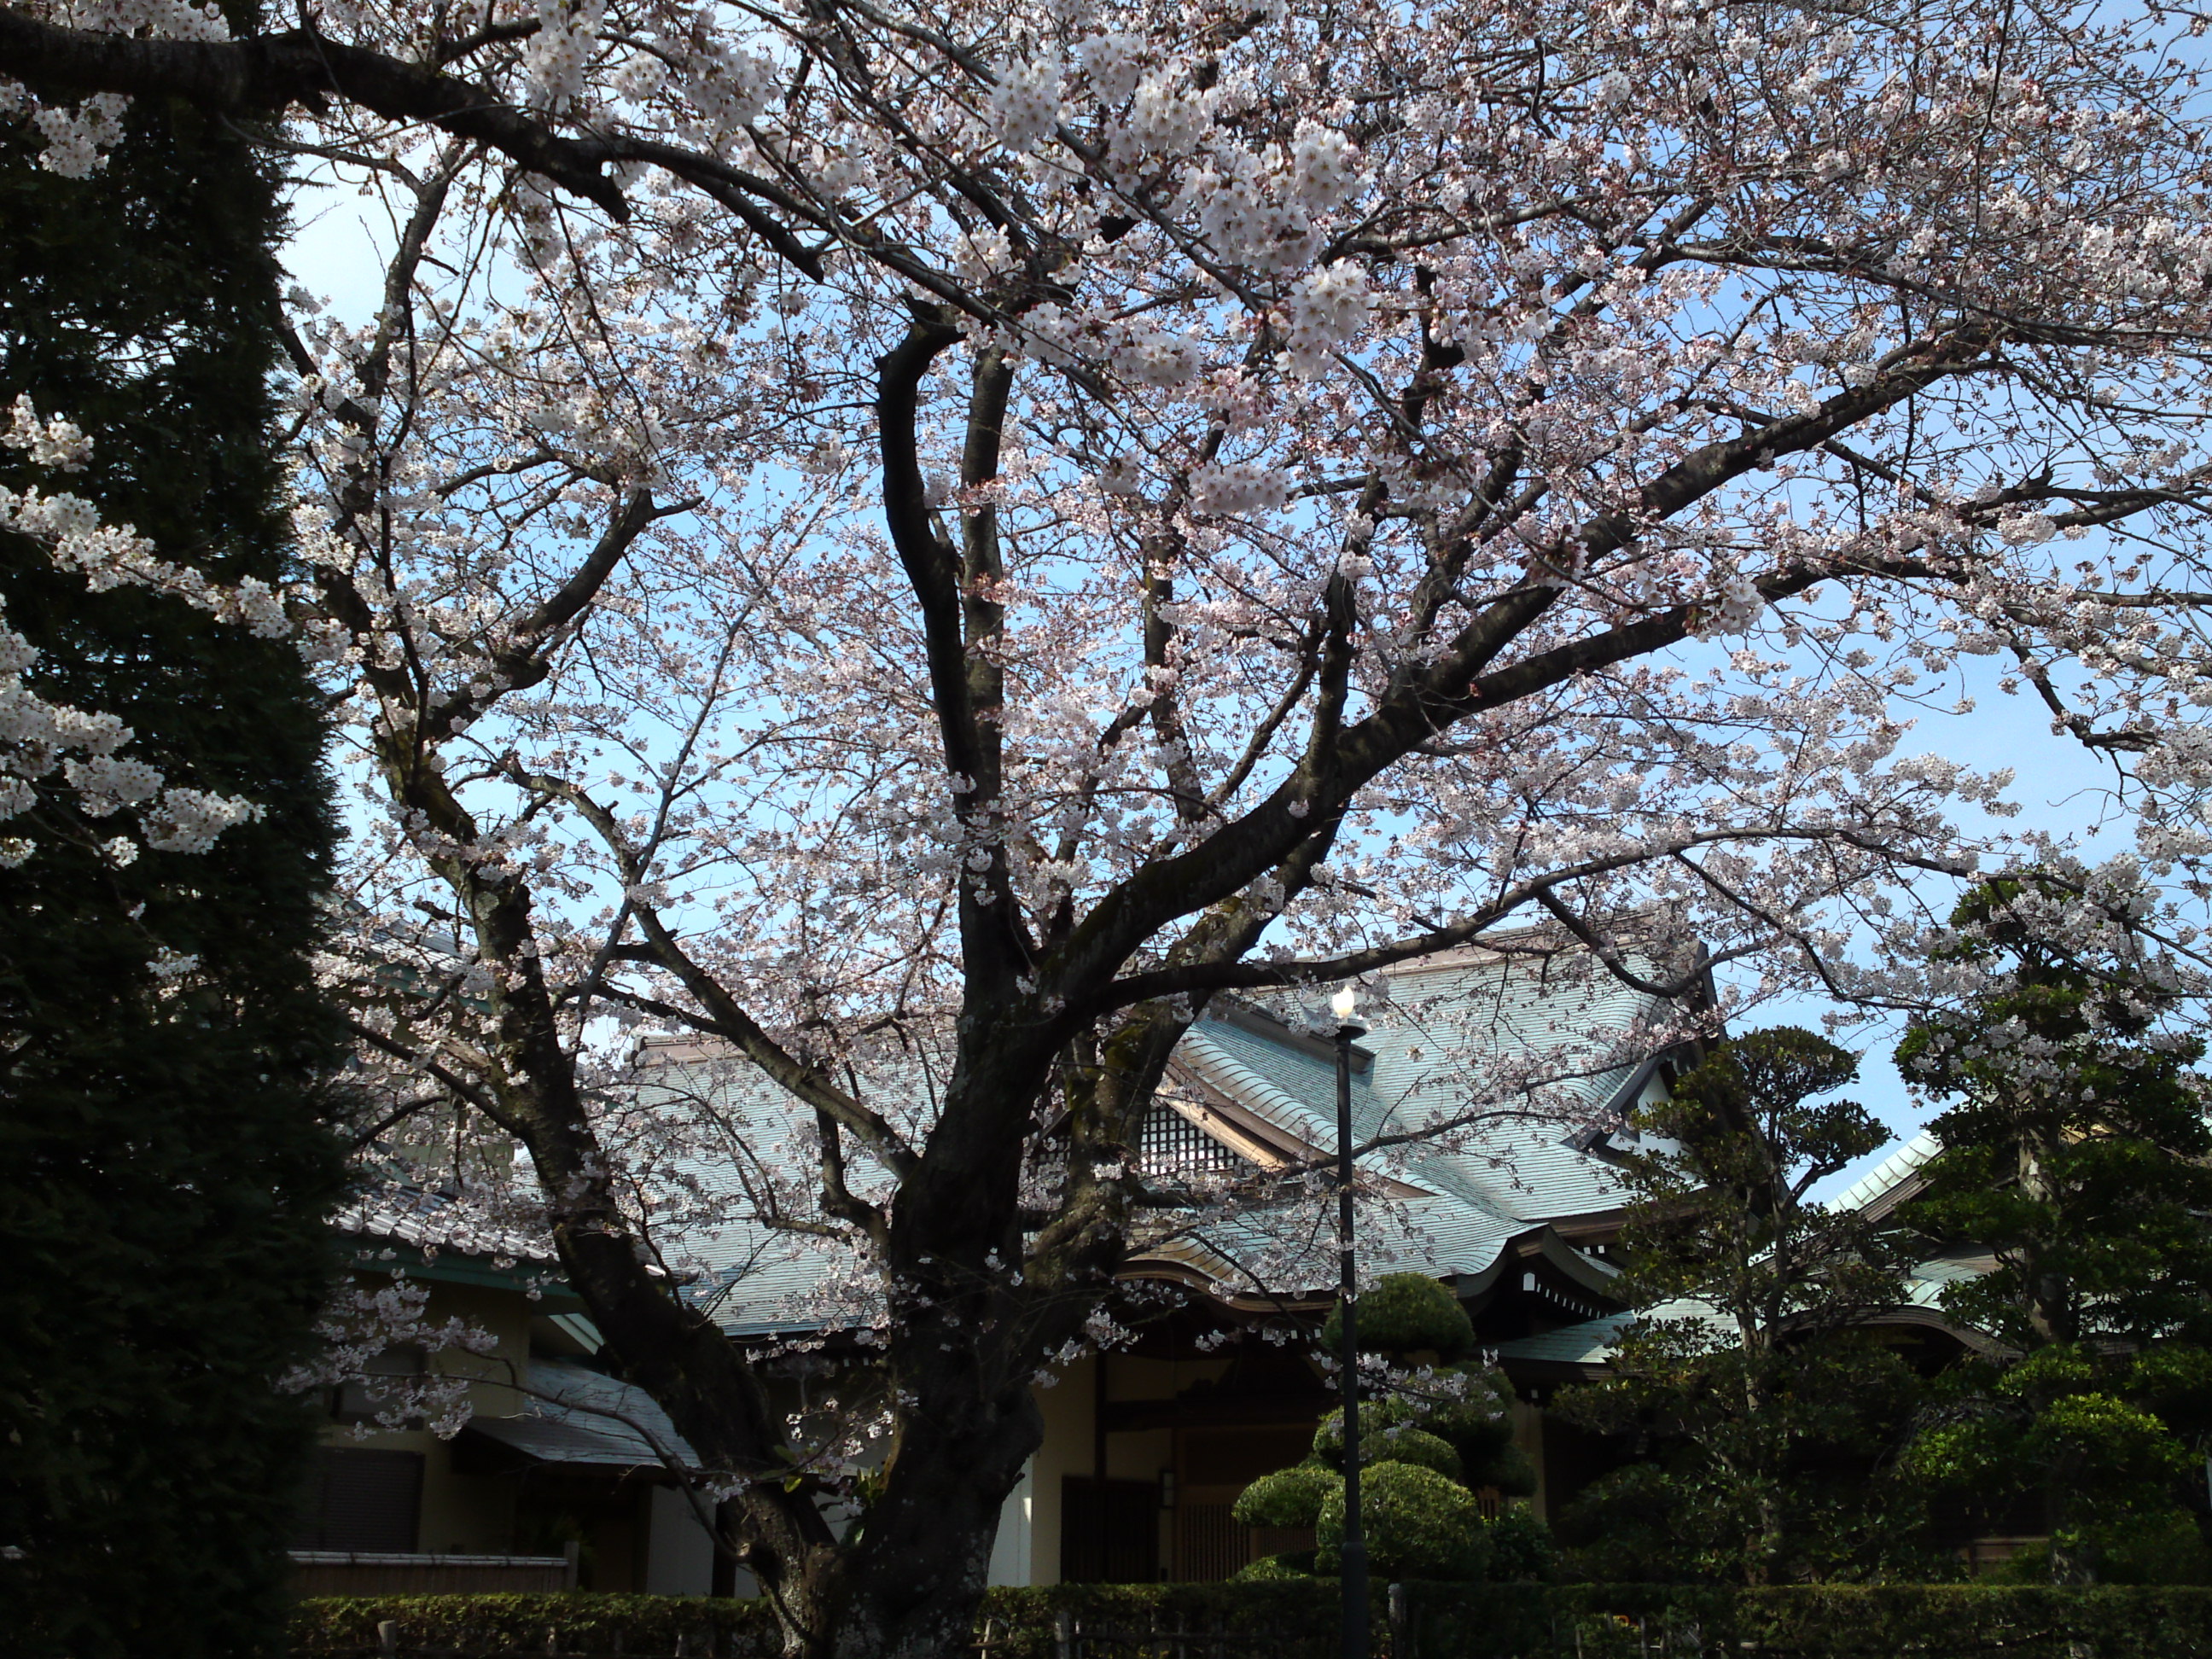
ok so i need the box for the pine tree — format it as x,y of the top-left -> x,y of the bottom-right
0,78 -> 345,1659
1551,1029 -> 1925,1584
1897,876 -> 2212,1584
1900,877 -> 2212,1353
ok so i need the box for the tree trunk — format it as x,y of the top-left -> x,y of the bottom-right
739,1032 -> 1089,1659
2043,1452 -> 2098,1587
2018,1131 -> 2072,1345
775,1379 -> 1042,1659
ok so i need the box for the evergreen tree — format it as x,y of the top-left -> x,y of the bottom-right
0,72 -> 345,1659
1899,876 -> 2212,1352
1896,876 -> 2212,1584
1552,1029 -> 1925,1584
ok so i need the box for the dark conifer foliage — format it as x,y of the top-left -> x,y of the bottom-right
0,81 -> 345,1659
1900,876 -> 2212,1353
1895,877 -> 2212,1583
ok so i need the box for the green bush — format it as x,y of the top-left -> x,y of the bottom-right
1314,1367 -> 1520,1477
1364,1427 -> 1464,1482
1485,1443 -> 1538,1498
1233,1461 -> 1340,1528
289,1593 -> 778,1656
1323,1273 -> 1475,1360
289,1583 -> 2212,1659
1551,1460 -> 1703,1582
1231,1551 -> 1318,1582
2095,1510 -> 2212,1585
1315,1460 -> 1487,1581
1989,1508 -> 2212,1586
1482,1505 -> 1561,1583
1400,1583 -> 2212,1658
1310,1373 -> 1522,1487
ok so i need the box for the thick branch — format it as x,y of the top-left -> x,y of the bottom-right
0,13 -> 632,218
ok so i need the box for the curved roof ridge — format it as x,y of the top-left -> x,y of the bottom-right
1829,1129 -> 1941,1215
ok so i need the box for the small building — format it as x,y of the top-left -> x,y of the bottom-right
290,1190 -> 718,1596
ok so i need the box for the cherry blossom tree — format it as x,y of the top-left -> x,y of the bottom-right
13,0 -> 2212,1652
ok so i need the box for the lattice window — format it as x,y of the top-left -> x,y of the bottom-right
1173,1502 -> 1251,1582
1139,1105 -> 1251,1180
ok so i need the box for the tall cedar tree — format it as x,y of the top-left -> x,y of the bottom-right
1898,878 -> 2212,1584
0,79 -> 345,1659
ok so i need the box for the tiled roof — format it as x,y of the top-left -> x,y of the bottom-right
1827,1130 -> 1941,1217
632,1050 -> 892,1339
1168,1193 -> 1534,1294
468,1359 -> 699,1472
1493,1299 -> 1733,1369
334,1185 -> 555,1264
1492,1312 -> 1637,1367
1176,950 -> 1678,1233
640,945 -> 1682,1335
1492,1267 -> 1996,1373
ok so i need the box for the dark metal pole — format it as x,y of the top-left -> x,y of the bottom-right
1335,1011 -> 1369,1659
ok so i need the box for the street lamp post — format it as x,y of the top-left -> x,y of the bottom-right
1329,986 -> 1368,1659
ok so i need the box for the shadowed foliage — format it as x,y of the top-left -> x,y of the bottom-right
0,62 -> 344,1659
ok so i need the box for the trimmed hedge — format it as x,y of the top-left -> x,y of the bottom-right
291,1581 -> 2212,1658
1398,1583 -> 2212,1657
1323,1274 -> 1476,1360
288,1593 -> 779,1655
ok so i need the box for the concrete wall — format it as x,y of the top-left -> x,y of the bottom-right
1025,1355 -> 1093,1584
1014,1353 -> 1244,1585
1512,1397 -> 1550,1522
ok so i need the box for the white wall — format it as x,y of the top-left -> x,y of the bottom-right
644,1484 -> 718,1596
987,1463 -> 1034,1586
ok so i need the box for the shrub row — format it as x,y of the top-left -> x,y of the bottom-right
288,1592 -> 778,1656
290,1580 -> 2212,1658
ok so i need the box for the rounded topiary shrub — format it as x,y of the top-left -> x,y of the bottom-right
1315,1459 -> 1487,1581
1314,1413 -> 1465,1481
1313,1379 -> 1513,1481
1483,1505 -> 1562,1582
1310,1406 -> 1350,1469
1381,1365 -> 1516,1470
1231,1550 -> 1320,1581
1323,1273 -> 1476,1360
1361,1426 -> 1464,1482
1487,1442 -> 1538,1498
1233,1460 -> 1342,1529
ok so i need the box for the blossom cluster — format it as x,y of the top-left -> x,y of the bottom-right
0,400 -> 270,870
521,0 -> 603,108
989,54 -> 1062,154
0,483 -> 288,633
1,602 -> 263,868
280,1277 -> 502,1441
1282,259 -> 1372,377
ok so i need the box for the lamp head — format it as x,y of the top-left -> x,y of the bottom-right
1329,986 -> 1359,1022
